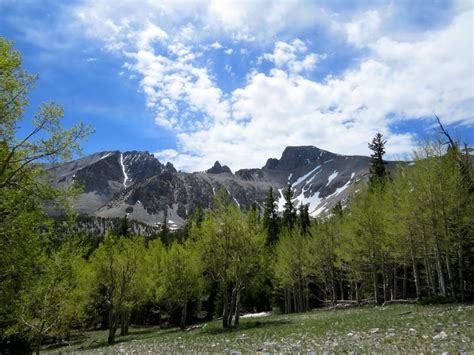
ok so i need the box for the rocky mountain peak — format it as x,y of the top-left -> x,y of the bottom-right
47,145 -> 401,227
263,146 -> 334,171
206,161 -> 232,174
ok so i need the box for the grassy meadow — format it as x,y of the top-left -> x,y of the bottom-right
45,303 -> 473,354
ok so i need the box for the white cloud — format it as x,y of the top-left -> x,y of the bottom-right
345,10 -> 382,48
209,41 -> 223,49
158,9 -> 472,171
71,1 -> 473,172
263,39 -> 325,75
136,22 -> 168,50
224,48 -> 233,55
86,57 -> 97,62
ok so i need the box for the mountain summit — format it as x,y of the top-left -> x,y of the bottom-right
47,146 -> 400,227
206,161 -> 233,174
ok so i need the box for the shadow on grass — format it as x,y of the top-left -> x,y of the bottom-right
202,319 -> 291,336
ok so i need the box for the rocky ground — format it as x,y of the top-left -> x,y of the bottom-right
46,303 -> 473,354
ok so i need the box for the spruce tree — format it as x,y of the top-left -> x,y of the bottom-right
263,187 -> 279,245
368,132 -> 389,186
161,208 -> 169,245
298,204 -> 311,235
282,184 -> 296,230
117,214 -> 129,237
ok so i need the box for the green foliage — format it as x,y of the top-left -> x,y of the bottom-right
273,228 -> 313,312
263,187 -> 279,245
86,235 -> 148,343
12,240 -> 88,353
160,240 -> 203,329
192,188 -> 266,327
0,37 -> 92,352
368,132 -> 388,186
282,184 -> 296,230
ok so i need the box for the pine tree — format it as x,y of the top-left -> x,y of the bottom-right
263,187 -> 279,245
298,204 -> 310,235
161,208 -> 169,245
117,214 -> 129,237
282,184 -> 296,230
368,133 -> 389,186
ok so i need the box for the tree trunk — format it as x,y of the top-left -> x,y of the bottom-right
234,289 -> 241,326
402,263 -> 408,299
411,246 -> 421,299
392,266 -> 397,300
286,287 -> 291,313
381,256 -> 388,303
331,281 -> 337,307
108,310 -> 117,344
228,286 -> 237,326
458,243 -> 465,301
180,302 -> 188,330
422,232 -> 435,295
120,310 -> 129,336
292,285 -> 297,313
304,281 -> 309,312
445,254 -> 455,297
433,240 -> 447,296
355,282 -> 361,305
372,262 -> 379,304
222,284 -> 229,328
35,332 -> 42,355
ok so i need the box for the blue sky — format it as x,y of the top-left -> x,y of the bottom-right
1,0 -> 473,171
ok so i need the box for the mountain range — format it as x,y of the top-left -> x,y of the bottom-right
46,146 -> 401,228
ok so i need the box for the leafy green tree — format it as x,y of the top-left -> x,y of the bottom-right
160,240 -> 203,330
0,37 -> 91,350
86,235 -> 148,344
273,228 -> 312,313
13,240 -> 88,355
193,189 -> 265,328
144,238 -> 166,308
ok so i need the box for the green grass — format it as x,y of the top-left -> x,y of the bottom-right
45,304 -> 473,353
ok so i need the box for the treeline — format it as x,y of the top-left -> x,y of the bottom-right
1,36 -> 473,354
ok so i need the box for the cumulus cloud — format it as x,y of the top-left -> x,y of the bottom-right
262,39 -> 325,75
345,10 -> 382,48
71,0 -> 473,171
209,41 -> 223,49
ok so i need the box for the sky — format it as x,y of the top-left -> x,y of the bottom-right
1,0 -> 473,172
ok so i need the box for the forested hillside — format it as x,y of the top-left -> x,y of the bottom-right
1,36 -> 473,354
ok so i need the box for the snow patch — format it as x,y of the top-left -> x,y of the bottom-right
294,165 -> 321,187
326,171 -> 338,186
288,173 -> 293,181
294,190 -> 323,216
240,311 -> 272,319
120,153 -> 129,187
100,152 -> 112,160
327,173 -> 355,199
277,188 -> 286,212
233,197 -> 240,207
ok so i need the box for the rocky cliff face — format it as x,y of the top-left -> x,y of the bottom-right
46,146 -> 401,227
